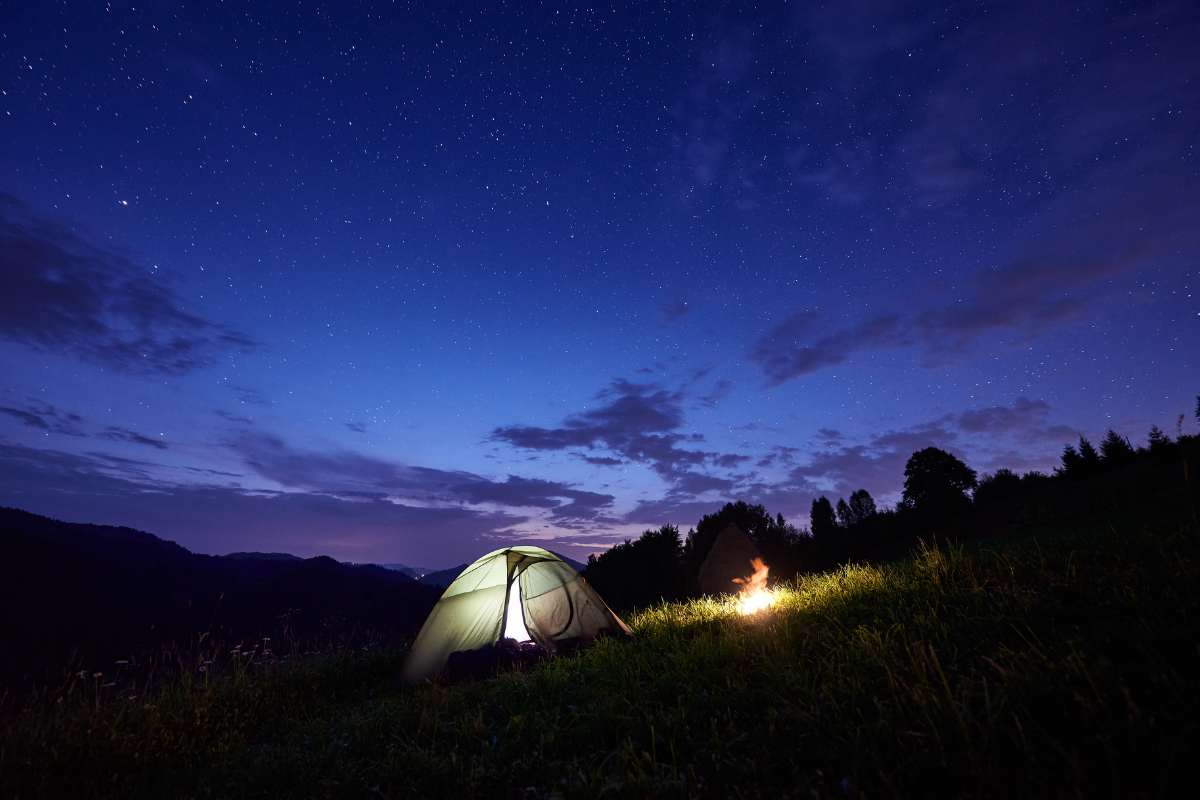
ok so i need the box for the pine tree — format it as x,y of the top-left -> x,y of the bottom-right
1058,443 -> 1082,476
1077,436 -> 1101,472
1099,429 -> 1135,466
1148,425 -> 1170,454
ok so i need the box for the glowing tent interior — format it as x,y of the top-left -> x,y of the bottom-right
401,545 -> 631,683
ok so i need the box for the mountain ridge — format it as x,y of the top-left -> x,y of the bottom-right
0,506 -> 441,685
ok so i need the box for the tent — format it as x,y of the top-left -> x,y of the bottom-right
696,523 -> 762,595
402,545 -> 630,683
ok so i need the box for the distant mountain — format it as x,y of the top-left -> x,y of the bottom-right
377,563 -> 433,579
0,507 -> 441,685
225,551 -> 303,561
418,564 -> 467,588
418,551 -> 589,589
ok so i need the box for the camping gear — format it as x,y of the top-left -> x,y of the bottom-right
402,545 -> 630,682
696,523 -> 763,595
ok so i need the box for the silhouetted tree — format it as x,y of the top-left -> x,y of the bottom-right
835,498 -> 852,528
1100,429 -> 1136,466
901,447 -> 977,521
1022,470 -> 1052,486
683,502 -> 801,580
1148,425 -> 1172,459
1078,436 -> 1101,472
974,468 -> 1022,507
586,524 -> 684,611
1059,443 -> 1083,477
810,497 -> 837,539
847,489 -> 877,525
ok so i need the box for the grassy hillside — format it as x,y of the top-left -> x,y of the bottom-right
3,522 -> 1198,798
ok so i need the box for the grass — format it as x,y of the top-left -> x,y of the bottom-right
3,523 -> 1198,798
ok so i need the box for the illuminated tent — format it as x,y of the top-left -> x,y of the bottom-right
402,545 -> 630,683
697,523 -> 762,595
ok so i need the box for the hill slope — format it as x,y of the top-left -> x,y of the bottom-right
0,507 -> 441,684
3,521 -> 1197,797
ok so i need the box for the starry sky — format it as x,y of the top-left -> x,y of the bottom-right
1,1 -> 1198,568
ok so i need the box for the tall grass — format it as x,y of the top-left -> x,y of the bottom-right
3,524 -> 1198,798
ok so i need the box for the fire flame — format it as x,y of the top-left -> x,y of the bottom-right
732,557 -> 772,615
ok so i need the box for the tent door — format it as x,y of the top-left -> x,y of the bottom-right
501,574 -> 533,642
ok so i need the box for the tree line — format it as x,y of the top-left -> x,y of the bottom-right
585,399 -> 1200,612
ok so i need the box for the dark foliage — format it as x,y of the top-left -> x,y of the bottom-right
5,411 -> 1200,688
809,496 -> 837,539
1100,428 -> 1136,466
974,468 -> 1023,508
846,489 -> 877,526
584,413 -> 1200,614
1148,425 -> 1170,454
584,524 -> 685,611
683,501 -> 803,581
901,447 -> 978,521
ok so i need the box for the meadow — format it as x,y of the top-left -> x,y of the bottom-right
3,521 -> 1197,798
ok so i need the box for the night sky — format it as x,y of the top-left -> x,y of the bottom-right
2,2 -> 1197,568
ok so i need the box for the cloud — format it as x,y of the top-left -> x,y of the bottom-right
231,432 -> 614,522
953,399 -> 1049,433
491,379 -> 747,486
945,397 -> 1076,447
751,312 -> 904,385
698,379 -> 734,409
784,397 -> 1071,505
492,378 -> 768,518
672,471 -> 736,495
0,401 -> 84,436
100,426 -> 168,450
789,422 -> 959,503
0,194 -> 256,374
661,299 -> 692,322
712,453 -> 751,469
624,495 -> 731,529
672,28 -> 765,194
225,383 -> 270,406
750,178 -> 1197,386
754,445 -> 802,469
491,379 -> 686,463
0,441 -> 518,566
577,454 -> 623,467
448,475 -> 614,523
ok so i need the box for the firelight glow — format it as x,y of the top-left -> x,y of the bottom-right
733,558 -> 774,616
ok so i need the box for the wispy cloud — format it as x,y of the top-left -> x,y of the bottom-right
491,378 -> 750,493
0,400 -> 84,436
0,195 -> 256,374
100,426 -> 168,450
0,441 -> 519,566
232,432 -> 615,523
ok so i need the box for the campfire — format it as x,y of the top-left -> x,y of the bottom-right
732,557 -> 773,615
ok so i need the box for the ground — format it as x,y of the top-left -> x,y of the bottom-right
3,523 -> 1198,798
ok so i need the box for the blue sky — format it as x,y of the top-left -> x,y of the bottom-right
1,1 -> 1197,566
